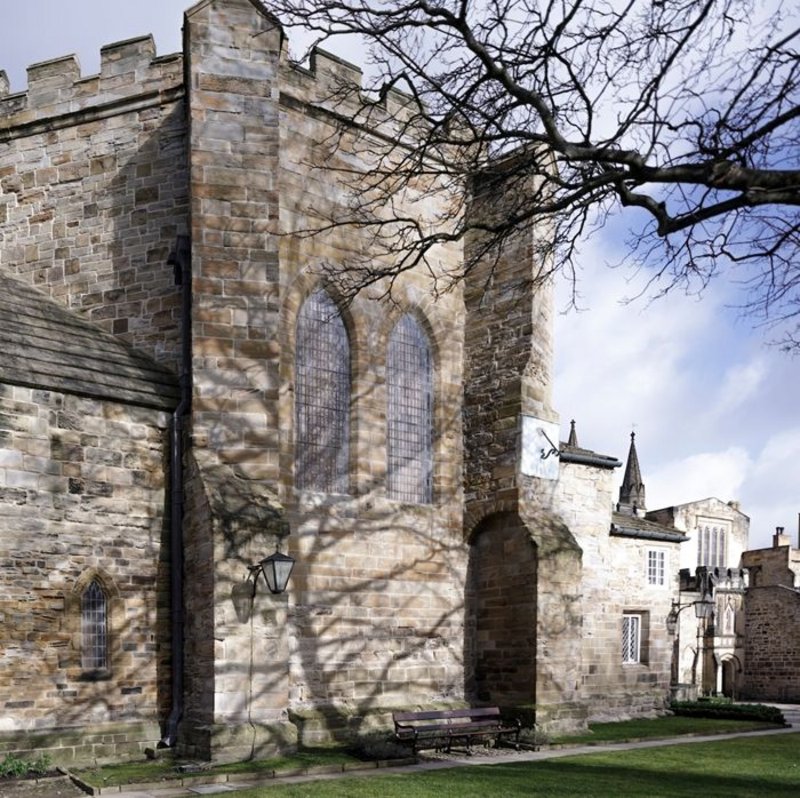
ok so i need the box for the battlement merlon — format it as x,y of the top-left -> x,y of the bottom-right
284,46 -> 425,135
0,35 -> 184,129
0,13 -> 422,134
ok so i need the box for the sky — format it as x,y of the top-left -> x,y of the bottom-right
1,0 -> 797,550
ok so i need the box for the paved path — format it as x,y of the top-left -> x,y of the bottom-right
769,702 -> 800,726
100,720 -> 798,798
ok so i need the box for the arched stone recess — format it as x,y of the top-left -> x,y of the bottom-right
718,653 -> 743,699
465,512 -> 538,707
465,499 -> 586,732
279,273 -> 365,500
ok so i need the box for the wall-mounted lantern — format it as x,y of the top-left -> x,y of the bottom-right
250,546 -> 295,596
666,593 -> 714,635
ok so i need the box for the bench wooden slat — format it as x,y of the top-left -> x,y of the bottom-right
393,706 -> 521,754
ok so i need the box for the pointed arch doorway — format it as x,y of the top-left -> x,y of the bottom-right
721,656 -> 740,699
466,512 -> 538,705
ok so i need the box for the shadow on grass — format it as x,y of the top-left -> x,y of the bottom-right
224,733 -> 800,798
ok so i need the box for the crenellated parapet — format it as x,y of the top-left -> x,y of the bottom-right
283,46 -> 423,132
1,32 -> 420,141
0,36 -> 183,133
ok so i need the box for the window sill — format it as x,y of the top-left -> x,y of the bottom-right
79,669 -> 112,682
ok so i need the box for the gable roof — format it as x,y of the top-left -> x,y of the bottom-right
559,420 -> 622,470
654,497 -> 750,519
610,511 -> 689,544
0,271 -> 180,411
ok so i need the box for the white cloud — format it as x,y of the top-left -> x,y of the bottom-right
740,428 -> 800,547
752,427 -> 800,480
647,447 -> 752,511
708,357 -> 768,418
555,227 -> 800,554
554,233 -> 724,460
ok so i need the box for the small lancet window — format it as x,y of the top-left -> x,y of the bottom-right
387,314 -> 433,503
295,289 -> 351,493
81,580 -> 108,672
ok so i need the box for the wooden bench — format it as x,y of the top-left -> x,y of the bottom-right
393,707 -> 521,754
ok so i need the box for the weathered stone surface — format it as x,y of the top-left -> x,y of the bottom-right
742,537 -> 800,701
0,386 -> 170,762
0,0 -> 721,765
0,40 -> 187,369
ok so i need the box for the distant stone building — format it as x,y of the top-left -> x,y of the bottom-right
558,429 -> 686,722
742,528 -> 800,702
647,498 -> 750,699
648,498 -> 750,574
0,0 -> 729,766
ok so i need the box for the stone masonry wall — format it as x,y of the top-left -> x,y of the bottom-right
461,167 -> 587,734
557,461 -> 676,720
742,542 -> 800,701
279,73 -> 468,739
183,0 -> 468,756
649,498 -> 750,572
182,0 -> 293,760
0,36 -> 188,369
467,514 -> 537,706
743,586 -> 800,701
0,384 -> 170,763
280,36 -> 468,738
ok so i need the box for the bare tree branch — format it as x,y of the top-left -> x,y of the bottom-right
270,0 -> 800,345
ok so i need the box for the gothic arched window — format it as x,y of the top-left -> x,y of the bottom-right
698,521 -> 728,568
295,290 -> 350,493
387,315 -> 433,503
81,580 -> 108,672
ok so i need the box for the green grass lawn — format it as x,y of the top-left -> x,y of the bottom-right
224,733 -> 800,797
72,749 -> 364,787
73,715 -> 786,790
550,714 -> 781,744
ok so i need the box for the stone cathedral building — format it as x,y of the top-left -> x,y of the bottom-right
0,0 -> 756,766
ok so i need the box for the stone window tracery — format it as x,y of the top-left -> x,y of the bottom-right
697,520 -> 729,568
386,314 -> 433,504
295,289 -> 350,493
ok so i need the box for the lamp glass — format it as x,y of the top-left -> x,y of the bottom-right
260,551 -> 295,595
694,595 -> 714,618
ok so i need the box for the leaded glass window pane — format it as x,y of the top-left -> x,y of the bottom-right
387,315 -> 433,503
295,290 -> 350,493
81,580 -> 108,671
622,614 -> 641,664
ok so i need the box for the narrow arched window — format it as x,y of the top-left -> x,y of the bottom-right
387,315 -> 433,503
81,580 -> 108,672
295,289 -> 350,493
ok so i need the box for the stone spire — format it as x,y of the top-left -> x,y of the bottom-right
567,420 -> 578,448
618,432 -> 646,513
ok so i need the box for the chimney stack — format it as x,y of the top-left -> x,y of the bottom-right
774,526 -> 790,548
